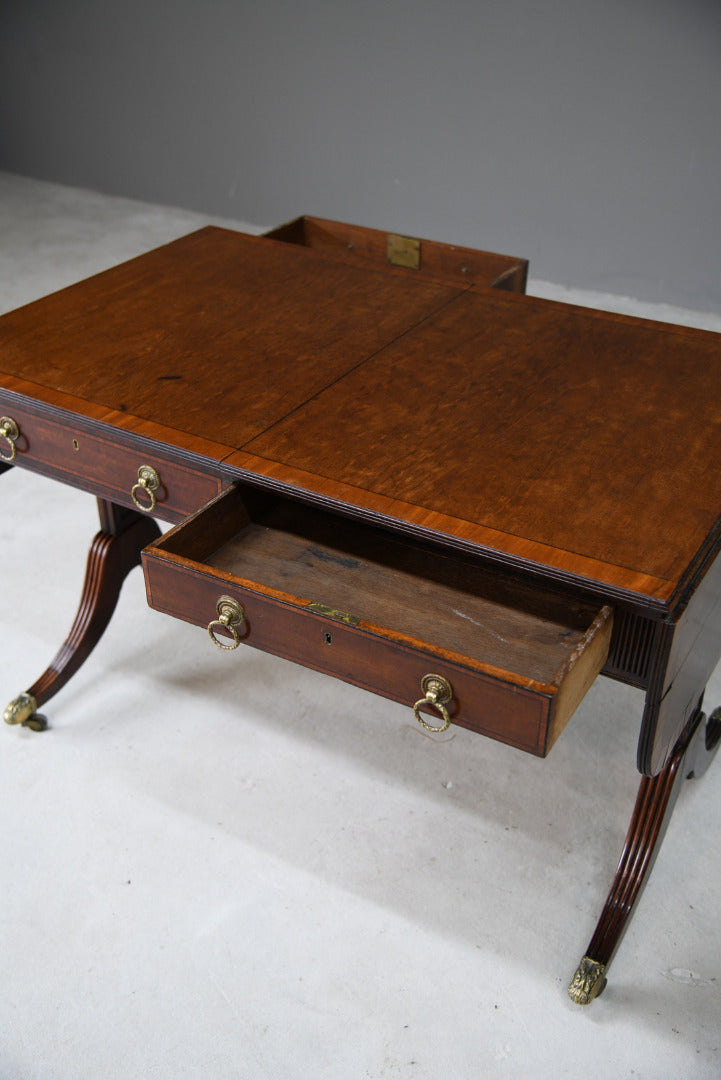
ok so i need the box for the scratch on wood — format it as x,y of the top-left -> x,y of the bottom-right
452,608 -> 510,645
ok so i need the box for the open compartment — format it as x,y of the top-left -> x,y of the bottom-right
263,215 -> 528,292
142,486 -> 612,755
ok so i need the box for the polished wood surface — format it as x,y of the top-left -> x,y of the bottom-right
0,227 -> 462,449
3,225 -> 718,607
241,288 -> 721,603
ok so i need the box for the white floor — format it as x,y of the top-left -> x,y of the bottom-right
1,172 -> 720,1079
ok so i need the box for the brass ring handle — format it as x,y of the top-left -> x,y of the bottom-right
131,465 -> 161,512
412,673 -> 454,733
208,596 -> 246,650
0,416 -> 20,462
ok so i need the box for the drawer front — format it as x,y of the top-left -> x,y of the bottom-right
1,399 -> 225,521
144,553 -> 550,754
141,487 -> 612,756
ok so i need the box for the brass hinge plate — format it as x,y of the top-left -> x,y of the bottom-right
387,233 -> 421,270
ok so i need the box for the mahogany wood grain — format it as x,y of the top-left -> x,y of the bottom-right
0,227 -> 463,450
223,449 -> 674,606
0,373 -> 236,463
264,215 -> 528,292
2,224 -> 718,608
242,287 -> 721,599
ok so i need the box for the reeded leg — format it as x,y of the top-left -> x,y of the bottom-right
568,704 -> 721,1004
3,498 -> 160,731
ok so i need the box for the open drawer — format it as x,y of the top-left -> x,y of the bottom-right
141,486 -> 612,756
263,216 -> 528,293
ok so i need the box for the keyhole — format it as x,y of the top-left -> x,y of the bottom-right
324,631 -> 333,645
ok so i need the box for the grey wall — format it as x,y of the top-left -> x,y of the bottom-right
2,0 -> 720,312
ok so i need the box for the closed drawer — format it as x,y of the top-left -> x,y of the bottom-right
0,396 -> 225,521
142,486 -> 612,756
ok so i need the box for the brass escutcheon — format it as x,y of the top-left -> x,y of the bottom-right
412,673 -> 454,733
131,464 -> 161,512
208,595 -> 246,650
0,416 -> 20,462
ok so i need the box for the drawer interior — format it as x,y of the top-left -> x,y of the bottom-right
208,497 -> 598,682
263,216 -> 528,291
143,486 -> 612,753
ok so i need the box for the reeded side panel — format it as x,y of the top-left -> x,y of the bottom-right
604,610 -> 659,688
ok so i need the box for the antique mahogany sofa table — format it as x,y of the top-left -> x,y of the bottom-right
1,217 -> 720,1005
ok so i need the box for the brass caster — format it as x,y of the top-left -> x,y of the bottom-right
3,692 -> 48,732
568,956 -> 607,1005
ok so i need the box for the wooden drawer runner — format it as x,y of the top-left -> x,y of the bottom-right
142,486 -> 613,755
0,395 -> 225,521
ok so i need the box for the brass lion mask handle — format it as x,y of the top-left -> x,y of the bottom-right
0,416 -> 20,462
208,596 -> 246,650
412,674 -> 454,733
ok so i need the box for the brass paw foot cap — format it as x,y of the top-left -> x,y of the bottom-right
568,956 -> 607,1005
3,692 -> 46,730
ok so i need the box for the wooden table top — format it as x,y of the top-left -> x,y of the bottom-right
2,225 -> 720,611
